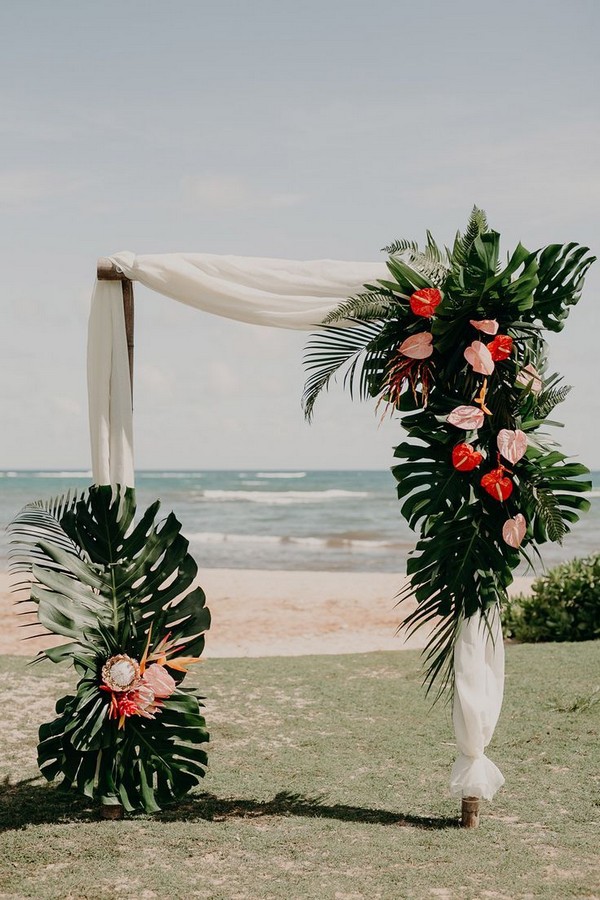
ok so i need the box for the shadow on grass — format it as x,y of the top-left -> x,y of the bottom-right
0,778 -> 458,832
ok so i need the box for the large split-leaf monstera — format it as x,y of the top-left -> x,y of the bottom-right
10,485 -> 210,813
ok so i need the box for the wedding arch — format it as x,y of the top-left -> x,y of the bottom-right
13,211 -> 592,825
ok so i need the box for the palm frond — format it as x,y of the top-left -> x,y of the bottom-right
302,320 -> 386,420
321,291 -> 399,325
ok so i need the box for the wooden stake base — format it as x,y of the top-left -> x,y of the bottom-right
461,796 -> 480,828
100,802 -> 124,820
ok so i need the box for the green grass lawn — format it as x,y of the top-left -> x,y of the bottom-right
1,643 -> 599,900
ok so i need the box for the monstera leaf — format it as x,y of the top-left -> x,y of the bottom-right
9,485 -> 210,812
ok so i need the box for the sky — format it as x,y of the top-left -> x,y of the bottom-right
0,0 -> 599,470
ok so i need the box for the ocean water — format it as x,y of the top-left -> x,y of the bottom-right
0,469 -> 598,574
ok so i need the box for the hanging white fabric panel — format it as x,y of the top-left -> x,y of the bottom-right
87,279 -> 134,488
86,248 -> 505,804
450,606 -> 505,799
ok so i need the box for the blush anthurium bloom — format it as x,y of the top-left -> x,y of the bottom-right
409,287 -> 442,318
497,429 -> 528,465
488,334 -> 513,361
399,332 -> 433,359
516,363 -> 543,394
464,340 -> 495,376
502,514 -> 527,548
469,319 -> 499,335
447,406 -> 485,430
451,443 -> 483,471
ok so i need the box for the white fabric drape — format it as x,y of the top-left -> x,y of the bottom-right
87,249 -> 505,802
87,280 -> 134,488
450,607 -> 505,799
110,251 -> 387,330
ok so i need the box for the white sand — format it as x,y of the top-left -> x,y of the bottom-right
0,569 -> 533,659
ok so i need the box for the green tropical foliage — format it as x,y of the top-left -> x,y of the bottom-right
303,208 -> 594,695
503,552 -> 600,643
9,485 -> 210,812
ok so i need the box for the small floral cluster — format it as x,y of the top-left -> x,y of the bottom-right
100,632 -> 201,729
390,290 -> 545,550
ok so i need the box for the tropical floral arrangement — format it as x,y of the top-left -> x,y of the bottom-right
303,208 -> 594,692
10,485 -> 210,813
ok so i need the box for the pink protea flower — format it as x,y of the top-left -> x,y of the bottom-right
143,663 -> 177,699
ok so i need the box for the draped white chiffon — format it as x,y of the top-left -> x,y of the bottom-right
87,249 -> 505,801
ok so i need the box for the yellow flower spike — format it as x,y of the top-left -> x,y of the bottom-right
474,378 -> 492,416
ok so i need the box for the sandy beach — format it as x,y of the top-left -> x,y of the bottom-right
0,569 -> 533,658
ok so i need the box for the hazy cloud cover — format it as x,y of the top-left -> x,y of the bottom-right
0,0 -> 598,470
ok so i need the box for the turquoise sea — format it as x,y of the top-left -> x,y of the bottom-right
0,469 -> 598,574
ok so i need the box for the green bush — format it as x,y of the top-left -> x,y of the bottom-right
503,553 -> 600,643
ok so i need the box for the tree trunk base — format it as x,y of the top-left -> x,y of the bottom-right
461,796 -> 480,828
100,802 -> 124,820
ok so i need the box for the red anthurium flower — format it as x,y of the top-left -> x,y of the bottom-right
409,287 -> 442,318
488,334 -> 513,361
399,331 -> 433,359
452,443 -> 483,471
481,467 -> 513,501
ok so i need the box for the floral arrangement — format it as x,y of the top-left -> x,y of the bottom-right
304,208 -> 594,692
10,485 -> 210,813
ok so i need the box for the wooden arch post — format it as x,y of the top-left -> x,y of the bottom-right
97,258 -> 135,402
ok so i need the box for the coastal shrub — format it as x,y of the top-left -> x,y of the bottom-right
503,553 -> 600,642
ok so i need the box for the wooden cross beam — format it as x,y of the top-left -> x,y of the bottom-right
97,258 -> 135,402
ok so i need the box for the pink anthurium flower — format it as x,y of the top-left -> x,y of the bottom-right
469,319 -> 499,335
399,332 -> 433,359
464,340 -> 495,376
497,429 -> 528,465
516,363 -> 543,394
447,405 -> 485,430
502,513 -> 527,548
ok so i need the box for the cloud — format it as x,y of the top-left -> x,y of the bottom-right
181,174 -> 306,211
0,168 -> 87,208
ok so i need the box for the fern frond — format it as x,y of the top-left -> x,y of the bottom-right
537,487 -> 567,543
451,206 -> 488,269
535,384 -> 571,419
383,233 -> 449,286
382,238 -> 420,255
